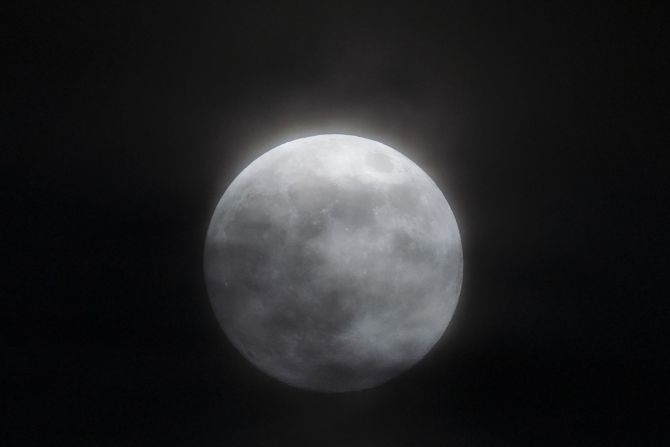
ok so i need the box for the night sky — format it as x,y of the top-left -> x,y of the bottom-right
5,1 -> 668,445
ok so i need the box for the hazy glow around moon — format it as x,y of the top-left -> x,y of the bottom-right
205,134 -> 462,392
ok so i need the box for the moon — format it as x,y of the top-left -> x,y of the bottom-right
204,134 -> 462,392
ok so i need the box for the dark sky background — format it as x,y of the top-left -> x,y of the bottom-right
5,1 -> 669,445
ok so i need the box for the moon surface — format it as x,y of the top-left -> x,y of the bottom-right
204,134 -> 462,392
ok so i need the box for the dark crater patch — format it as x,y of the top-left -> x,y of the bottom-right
330,182 -> 380,227
365,151 -> 393,173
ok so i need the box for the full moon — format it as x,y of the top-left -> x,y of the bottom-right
204,134 -> 463,392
